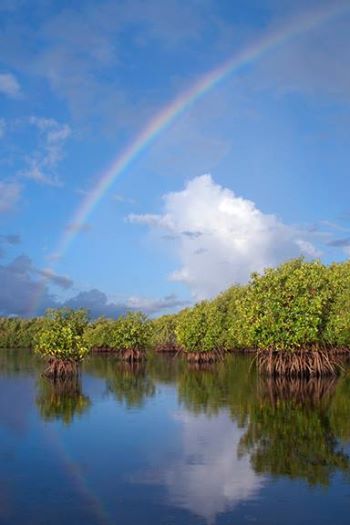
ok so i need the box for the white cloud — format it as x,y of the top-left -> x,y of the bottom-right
0,181 -> 21,212
295,239 -> 322,258
0,72 -> 21,98
0,255 -> 61,316
63,289 -> 186,318
20,117 -> 71,185
36,267 -> 73,289
126,294 -> 188,315
0,254 -> 185,317
129,174 -> 320,299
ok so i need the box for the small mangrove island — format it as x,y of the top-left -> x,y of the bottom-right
1,258 -> 350,377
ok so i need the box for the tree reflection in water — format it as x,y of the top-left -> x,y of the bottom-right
238,376 -> 350,486
36,352 -> 350,490
177,355 -> 257,426
36,376 -> 91,425
106,362 -> 156,408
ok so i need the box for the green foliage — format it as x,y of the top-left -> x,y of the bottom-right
0,317 -> 44,349
44,308 -> 88,335
175,301 -> 225,353
83,312 -> 151,352
34,308 -> 89,361
150,314 -> 178,350
160,258 -> 350,353
110,312 -> 151,351
323,261 -> 350,347
236,258 -> 333,351
83,317 -> 115,350
212,285 -> 246,350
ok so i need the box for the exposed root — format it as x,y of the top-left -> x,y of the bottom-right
120,348 -> 146,362
154,343 -> 180,353
43,358 -> 80,379
184,349 -> 224,363
256,349 -> 344,378
227,347 -> 256,354
91,347 -> 116,353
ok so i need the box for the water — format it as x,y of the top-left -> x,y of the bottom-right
0,350 -> 350,524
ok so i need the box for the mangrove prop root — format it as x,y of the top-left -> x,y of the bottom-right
120,348 -> 145,362
184,349 -> 224,363
155,343 -> 180,353
43,358 -> 80,379
256,349 -> 344,378
91,347 -> 116,353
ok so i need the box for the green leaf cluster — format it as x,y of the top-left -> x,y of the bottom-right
323,261 -> 350,347
84,312 -> 151,351
175,301 -> 225,353
0,317 -> 44,348
237,258 -> 333,351
34,308 -> 89,361
149,314 -> 178,350
83,317 -> 116,350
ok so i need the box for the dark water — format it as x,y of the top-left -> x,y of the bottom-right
0,350 -> 350,524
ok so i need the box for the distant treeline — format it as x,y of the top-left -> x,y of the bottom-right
1,258 -> 350,354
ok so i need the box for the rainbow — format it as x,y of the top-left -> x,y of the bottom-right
44,425 -> 112,525
31,2 -> 348,315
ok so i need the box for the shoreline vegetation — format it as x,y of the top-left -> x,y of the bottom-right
1,258 -> 350,377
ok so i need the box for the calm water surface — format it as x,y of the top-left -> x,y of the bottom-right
0,350 -> 350,524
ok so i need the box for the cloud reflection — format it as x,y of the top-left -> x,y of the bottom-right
142,410 -> 264,523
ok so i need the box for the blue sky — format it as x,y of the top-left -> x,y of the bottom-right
1,0 -> 350,317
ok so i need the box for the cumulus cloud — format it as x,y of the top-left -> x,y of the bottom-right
0,255 -> 185,317
63,289 -> 127,319
138,412 -> 264,523
64,289 -> 187,318
0,256 -> 57,316
0,181 -> 21,213
36,268 -> 73,290
129,174 -> 321,299
0,72 -> 21,98
126,294 -> 188,314
0,259 -> 114,317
